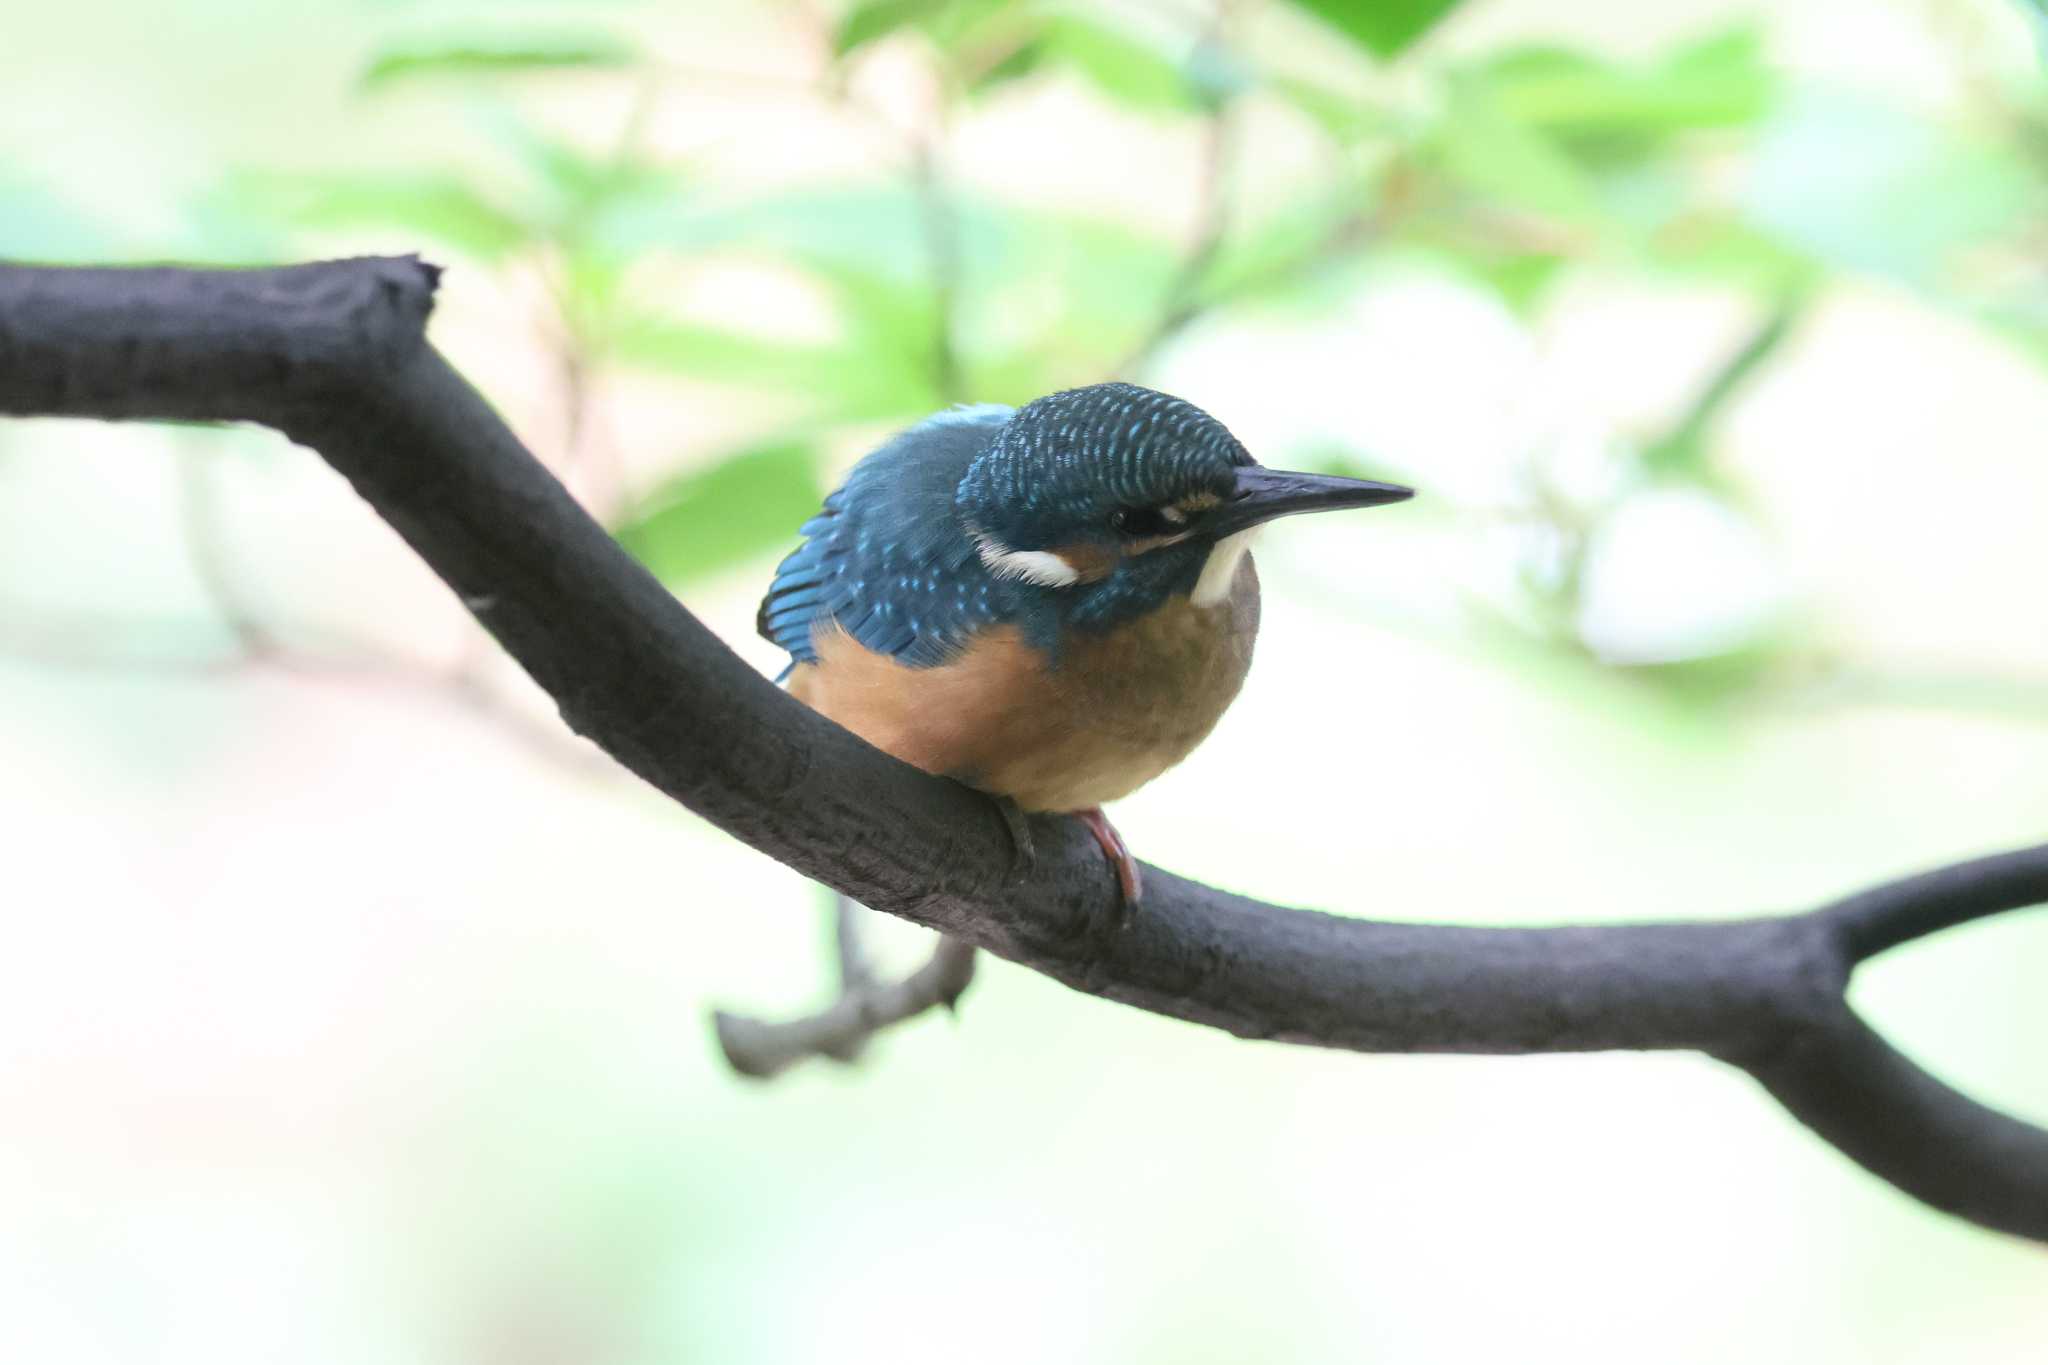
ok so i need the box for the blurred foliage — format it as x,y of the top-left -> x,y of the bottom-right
358,29 -> 642,91
7,0 -> 2046,716
1293,0 -> 1465,59
615,441 -> 826,587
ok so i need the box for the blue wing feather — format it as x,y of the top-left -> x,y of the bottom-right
758,404 -> 1016,670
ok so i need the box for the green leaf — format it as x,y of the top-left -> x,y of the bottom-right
467,104 -> 687,262
1476,28 -> 1771,163
1452,249 -> 1568,315
1191,197 -> 1362,307
1744,92 -> 2037,287
609,313 -> 938,421
1615,638 -> 1786,706
1429,78 -> 1597,220
611,319 -> 844,387
967,36 -> 1050,96
951,12 -> 1208,113
1270,76 -> 1388,143
1041,16 -> 1198,113
602,188 -> 933,285
613,442 -> 826,586
834,0 -> 945,58
601,184 -> 1182,388
358,30 -> 638,90
909,0 -> 1021,57
1642,217 -> 1816,294
1290,0 -> 1465,60
2020,0 -> 2048,62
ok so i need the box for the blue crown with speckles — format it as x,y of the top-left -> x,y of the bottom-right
955,383 -> 1250,543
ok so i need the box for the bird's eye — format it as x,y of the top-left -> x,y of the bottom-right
1109,506 -> 1174,537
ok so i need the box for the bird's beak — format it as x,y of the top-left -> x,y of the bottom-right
1207,466 -> 1415,538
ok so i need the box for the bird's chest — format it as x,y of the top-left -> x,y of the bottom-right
1060,562 -> 1259,751
969,556 -> 1261,810
791,558 -> 1260,812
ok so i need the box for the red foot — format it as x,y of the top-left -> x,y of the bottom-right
1076,807 -> 1143,910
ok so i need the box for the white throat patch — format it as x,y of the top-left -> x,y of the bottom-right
1191,529 -> 1256,607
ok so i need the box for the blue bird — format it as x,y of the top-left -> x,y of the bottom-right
760,381 -> 1412,904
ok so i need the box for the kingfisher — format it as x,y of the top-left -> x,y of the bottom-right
759,381 -> 1412,905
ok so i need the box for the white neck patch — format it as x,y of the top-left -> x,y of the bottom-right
971,530 -> 1080,588
1191,530 -> 1256,607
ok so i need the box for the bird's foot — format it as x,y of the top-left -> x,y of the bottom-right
1076,806 -> 1143,917
990,794 -> 1036,883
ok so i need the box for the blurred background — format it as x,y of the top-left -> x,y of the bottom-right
4,0 -> 2047,1359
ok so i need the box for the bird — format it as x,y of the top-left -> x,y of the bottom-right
759,381 -> 1412,907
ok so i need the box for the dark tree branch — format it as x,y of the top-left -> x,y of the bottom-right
1821,841 -> 2048,964
1738,1011 -> 2048,1235
2,257 -> 2043,1241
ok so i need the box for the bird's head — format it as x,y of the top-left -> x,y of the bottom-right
954,382 -> 1412,622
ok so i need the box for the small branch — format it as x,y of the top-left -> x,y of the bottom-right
2,257 -> 2043,1241
1122,195 -> 1386,378
1121,113 -> 1236,374
714,918 -> 977,1079
832,891 -> 878,994
1822,842 -> 2048,964
0,601 -> 612,776
784,0 -> 965,404
1747,662 -> 2048,727
175,444 -> 280,656
715,893 -> 979,1079
1120,4 -> 1240,376
534,75 -> 659,523
1737,1009 -> 2048,1234
908,132 -> 966,405
1641,290 -> 1811,475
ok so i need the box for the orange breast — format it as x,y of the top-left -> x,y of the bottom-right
787,556 -> 1260,811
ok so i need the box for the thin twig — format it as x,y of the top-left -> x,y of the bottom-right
748,3 -> 967,403
833,891 -> 878,995
712,893 -> 978,1075
535,75 -> 663,522
175,444 -> 280,657
0,605 -> 612,775
1640,289 -> 1812,475
714,929 -> 976,1078
1119,1 -> 1241,376
908,131 -> 966,405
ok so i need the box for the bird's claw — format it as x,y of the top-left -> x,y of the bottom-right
993,797 -> 1140,924
1076,806 -> 1143,923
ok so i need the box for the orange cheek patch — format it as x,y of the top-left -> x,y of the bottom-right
1047,541 -> 1119,582
1121,533 -> 1190,559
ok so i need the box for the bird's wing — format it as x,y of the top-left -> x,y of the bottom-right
759,404 -> 1015,672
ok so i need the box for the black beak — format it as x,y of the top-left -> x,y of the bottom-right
1207,466 -> 1415,538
